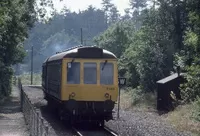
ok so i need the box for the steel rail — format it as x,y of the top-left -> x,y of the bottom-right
72,126 -> 118,136
72,127 -> 83,136
104,126 -> 118,136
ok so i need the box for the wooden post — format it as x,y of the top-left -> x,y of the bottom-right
41,118 -> 44,136
30,107 -> 33,136
45,125 -> 49,136
20,80 -> 23,112
36,111 -> 39,136
117,86 -> 121,119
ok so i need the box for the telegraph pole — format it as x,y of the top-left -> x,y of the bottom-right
31,45 -> 33,85
81,28 -> 83,45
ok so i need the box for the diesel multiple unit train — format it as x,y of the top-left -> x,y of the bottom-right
42,45 -> 119,126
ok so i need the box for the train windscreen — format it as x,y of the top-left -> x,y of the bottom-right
100,63 -> 114,85
84,62 -> 97,84
67,62 -> 80,84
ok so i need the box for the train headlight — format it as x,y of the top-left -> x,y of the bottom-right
105,93 -> 110,99
70,92 -> 76,98
68,63 -> 72,68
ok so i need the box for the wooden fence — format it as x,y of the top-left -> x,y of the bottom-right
18,78 -> 51,136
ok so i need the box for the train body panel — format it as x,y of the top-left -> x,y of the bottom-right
61,58 -> 118,101
63,85 -> 118,101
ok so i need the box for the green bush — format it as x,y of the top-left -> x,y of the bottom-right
192,97 -> 200,121
129,87 -> 144,105
0,62 -> 13,98
181,64 -> 200,102
123,87 -> 156,108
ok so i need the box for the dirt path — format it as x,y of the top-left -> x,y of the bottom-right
0,86 -> 29,136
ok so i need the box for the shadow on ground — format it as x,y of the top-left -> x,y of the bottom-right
0,96 -> 21,114
38,104 -> 73,136
0,86 -> 29,136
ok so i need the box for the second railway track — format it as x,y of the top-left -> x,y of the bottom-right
72,126 -> 118,136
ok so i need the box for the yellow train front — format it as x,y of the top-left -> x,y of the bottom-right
42,46 -> 118,126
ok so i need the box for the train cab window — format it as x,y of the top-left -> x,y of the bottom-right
100,63 -> 114,85
84,63 -> 97,84
67,62 -> 80,84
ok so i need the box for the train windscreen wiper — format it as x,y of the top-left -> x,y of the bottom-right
102,60 -> 107,70
68,58 -> 75,69
71,58 -> 75,63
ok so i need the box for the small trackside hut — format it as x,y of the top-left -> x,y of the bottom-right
42,45 -> 119,126
156,68 -> 185,111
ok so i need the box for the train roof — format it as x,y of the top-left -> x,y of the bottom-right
43,46 -> 117,63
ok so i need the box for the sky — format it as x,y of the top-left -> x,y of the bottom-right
53,0 -> 130,15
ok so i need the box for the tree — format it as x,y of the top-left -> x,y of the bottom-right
129,0 -> 147,30
179,0 -> 200,102
94,21 -> 132,58
101,0 -> 114,27
109,5 -> 120,24
0,0 -> 53,98
122,8 -> 131,20
129,0 -> 147,18
0,0 -> 35,97
95,0 -> 187,91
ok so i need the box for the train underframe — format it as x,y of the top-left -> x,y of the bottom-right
44,92 -> 115,127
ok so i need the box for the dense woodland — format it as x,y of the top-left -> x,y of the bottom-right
1,0 -> 200,121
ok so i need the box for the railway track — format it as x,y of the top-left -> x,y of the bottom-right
72,126 -> 118,136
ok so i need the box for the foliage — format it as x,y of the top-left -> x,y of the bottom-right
121,18 -> 167,91
0,0 -> 52,98
95,5 -> 177,92
94,21 -> 132,58
129,87 -> 144,105
178,0 -> 200,121
121,87 -> 156,110
181,65 -> 200,102
129,0 -> 147,29
173,50 -> 187,71
192,97 -> 200,122
0,62 -> 13,97
0,0 -> 36,97
101,0 -> 120,26
94,0 -> 192,93
109,5 -> 120,24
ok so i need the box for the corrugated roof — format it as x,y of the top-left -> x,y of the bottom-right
156,73 -> 184,84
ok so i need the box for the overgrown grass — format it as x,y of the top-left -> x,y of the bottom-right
120,87 -> 156,111
162,103 -> 200,136
19,73 -> 42,85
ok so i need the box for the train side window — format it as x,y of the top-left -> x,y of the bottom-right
100,63 -> 114,85
67,62 -> 80,84
84,63 -> 97,84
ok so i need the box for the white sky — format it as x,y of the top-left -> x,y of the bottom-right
53,0 -> 130,15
